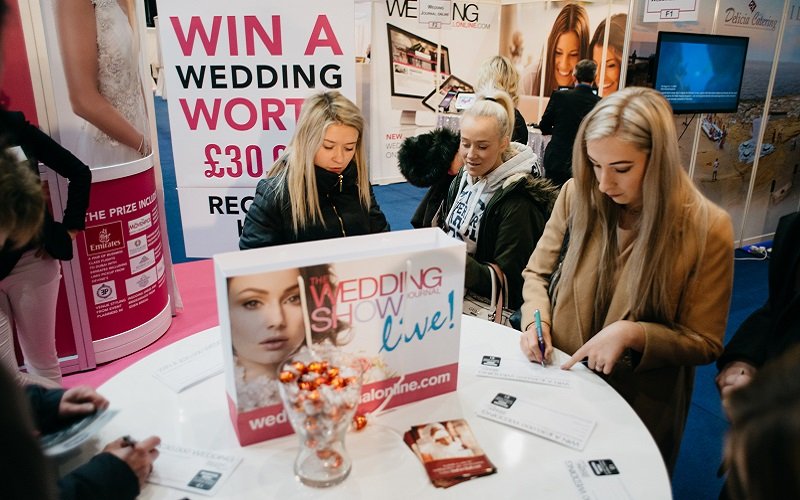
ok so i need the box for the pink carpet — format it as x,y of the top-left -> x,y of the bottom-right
62,259 -> 218,388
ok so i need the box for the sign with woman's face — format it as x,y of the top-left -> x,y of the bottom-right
228,268 -> 306,379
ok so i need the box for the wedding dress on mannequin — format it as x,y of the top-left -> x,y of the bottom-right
77,0 -> 150,167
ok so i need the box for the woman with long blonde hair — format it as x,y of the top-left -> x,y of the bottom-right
240,91 -> 388,248
519,87 -> 734,472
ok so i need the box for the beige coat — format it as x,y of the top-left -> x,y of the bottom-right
521,180 -> 734,471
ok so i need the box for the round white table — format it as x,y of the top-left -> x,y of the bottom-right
85,315 -> 670,499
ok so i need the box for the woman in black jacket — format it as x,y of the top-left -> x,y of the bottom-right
239,91 -> 388,249
0,110 -> 91,386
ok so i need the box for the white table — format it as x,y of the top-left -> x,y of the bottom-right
85,316 -> 670,499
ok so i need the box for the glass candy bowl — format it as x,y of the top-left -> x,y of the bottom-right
277,345 -> 363,487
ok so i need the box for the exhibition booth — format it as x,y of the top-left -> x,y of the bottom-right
4,0 -> 178,375
2,0 -> 797,497
0,0 -> 795,414
2,0 -> 796,389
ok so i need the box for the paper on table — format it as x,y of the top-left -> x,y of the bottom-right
477,392 -> 596,450
147,443 -> 242,496
475,351 -> 572,388
152,338 -> 223,393
564,459 -> 633,499
40,408 -> 119,456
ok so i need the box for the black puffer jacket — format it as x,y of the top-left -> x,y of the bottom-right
239,162 -> 389,249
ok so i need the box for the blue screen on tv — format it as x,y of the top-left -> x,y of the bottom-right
654,32 -> 749,114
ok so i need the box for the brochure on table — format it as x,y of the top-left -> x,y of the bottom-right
148,443 -> 242,496
214,228 -> 465,445
40,408 -> 119,457
404,418 -> 496,488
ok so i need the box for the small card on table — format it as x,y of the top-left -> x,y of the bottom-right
403,418 -> 496,488
476,352 -> 572,388
564,459 -> 633,499
477,392 -> 596,450
152,337 -> 223,393
147,443 -> 242,496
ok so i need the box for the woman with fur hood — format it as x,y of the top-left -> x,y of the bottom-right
397,127 -> 462,229
440,89 -> 557,310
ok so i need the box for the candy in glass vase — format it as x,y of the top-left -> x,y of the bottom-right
277,343 -> 363,487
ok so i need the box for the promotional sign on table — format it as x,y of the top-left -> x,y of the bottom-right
214,228 -> 465,445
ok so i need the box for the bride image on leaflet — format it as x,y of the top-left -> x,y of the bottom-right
54,0 -> 151,167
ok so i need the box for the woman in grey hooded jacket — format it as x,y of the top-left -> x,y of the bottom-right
441,89 -> 558,310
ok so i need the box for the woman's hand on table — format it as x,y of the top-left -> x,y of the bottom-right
104,435 -> 161,488
58,385 -> 109,418
520,321 -> 552,365
562,320 -> 644,375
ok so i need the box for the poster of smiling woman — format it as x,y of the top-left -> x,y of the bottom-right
500,1 -> 628,98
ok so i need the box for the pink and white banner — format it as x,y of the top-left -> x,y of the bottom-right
157,0 -> 356,257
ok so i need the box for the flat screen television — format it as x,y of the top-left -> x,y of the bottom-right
387,23 -> 451,124
653,31 -> 749,114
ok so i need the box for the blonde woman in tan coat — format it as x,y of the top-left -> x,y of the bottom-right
519,87 -> 734,473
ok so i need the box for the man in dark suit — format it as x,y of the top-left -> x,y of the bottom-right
715,211 -> 800,500
716,211 -> 800,398
539,59 -> 601,187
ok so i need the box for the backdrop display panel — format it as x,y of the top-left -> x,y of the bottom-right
387,23 -> 451,105
653,31 -> 749,114
368,2 -> 501,184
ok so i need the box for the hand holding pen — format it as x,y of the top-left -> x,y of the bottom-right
105,434 -> 161,488
534,309 -> 546,368
519,310 -> 550,365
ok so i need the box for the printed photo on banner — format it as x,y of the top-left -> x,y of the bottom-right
226,264 -> 393,412
499,1 -> 628,98
39,0 -> 153,168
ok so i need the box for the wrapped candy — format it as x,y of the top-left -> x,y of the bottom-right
352,413 -> 368,431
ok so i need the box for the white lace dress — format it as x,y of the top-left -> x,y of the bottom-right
235,364 -> 282,412
77,0 -> 149,167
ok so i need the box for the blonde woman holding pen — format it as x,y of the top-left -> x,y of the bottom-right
519,87 -> 734,473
